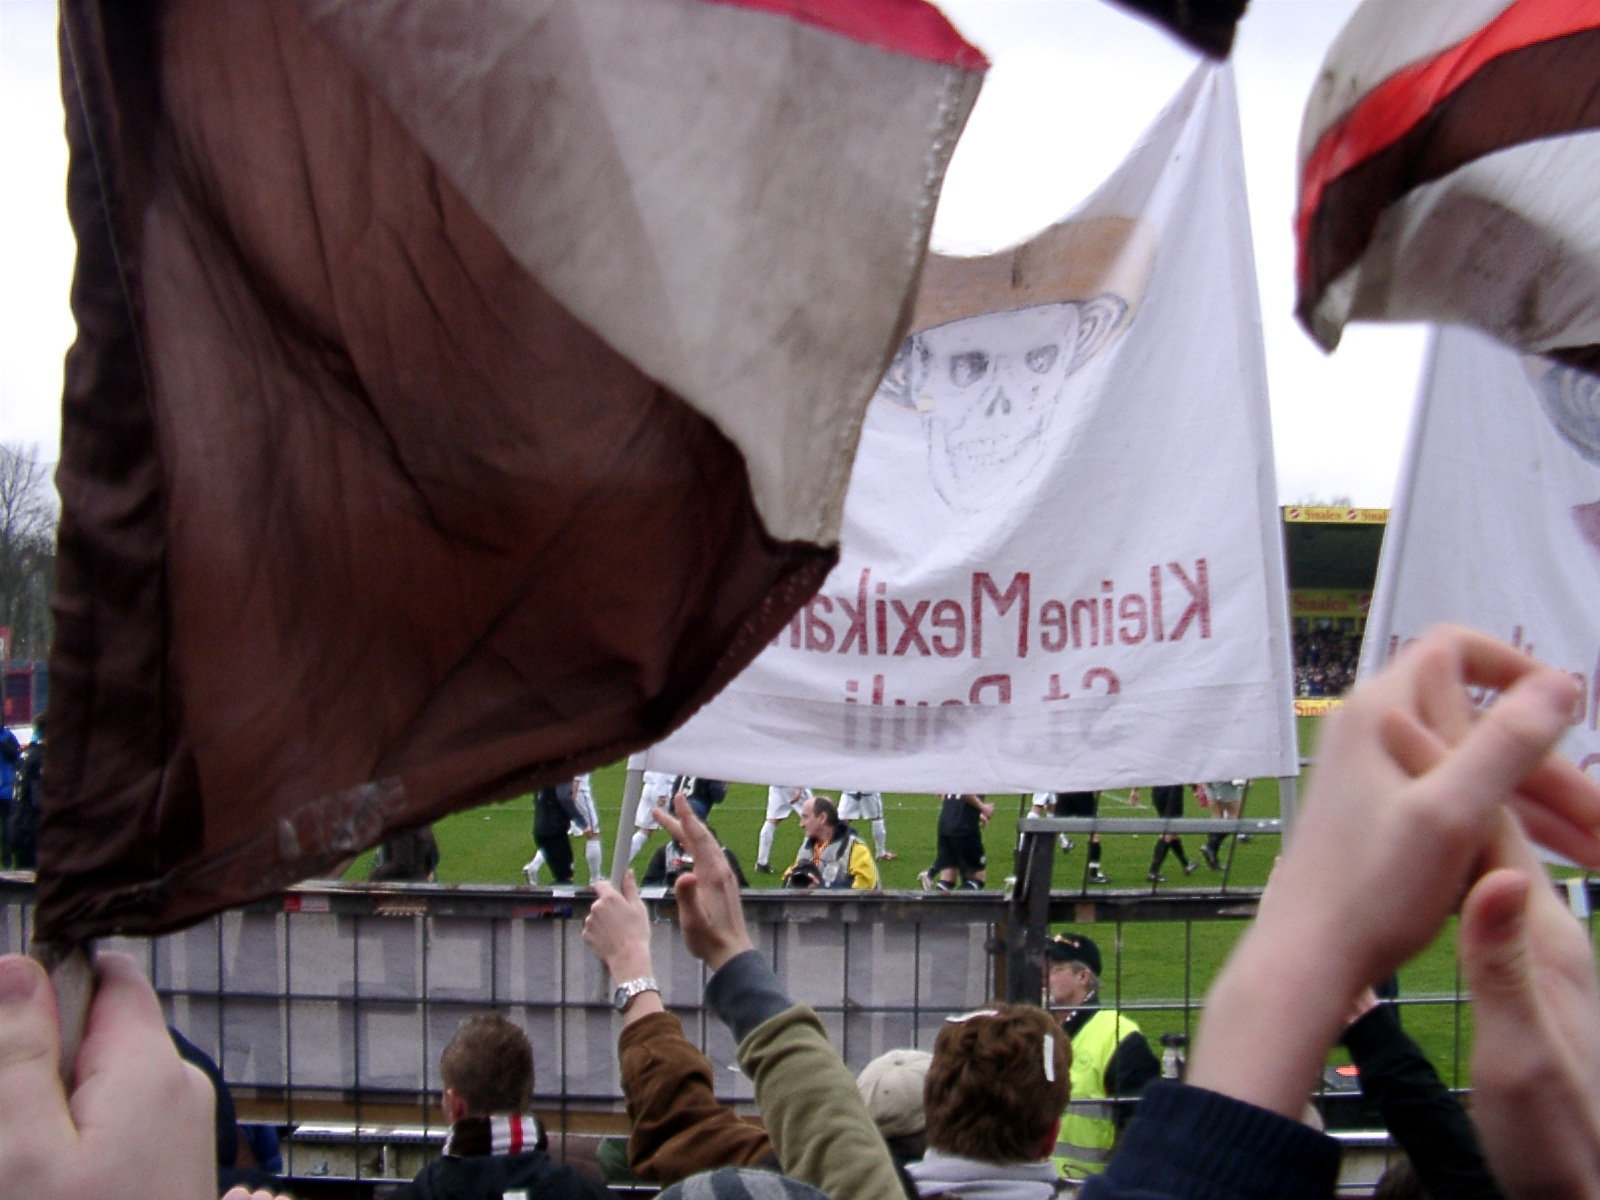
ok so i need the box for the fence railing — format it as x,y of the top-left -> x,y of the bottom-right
7,846 -> 1577,1196
0,873 -> 1258,1116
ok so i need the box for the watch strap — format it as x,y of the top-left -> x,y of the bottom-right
613,975 -> 660,1011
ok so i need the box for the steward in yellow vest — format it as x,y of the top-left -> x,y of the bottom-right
1045,933 -> 1162,1178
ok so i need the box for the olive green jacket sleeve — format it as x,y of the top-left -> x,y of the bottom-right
736,1003 -> 903,1200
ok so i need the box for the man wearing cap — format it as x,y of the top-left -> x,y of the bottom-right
1045,933 -> 1161,1179
856,1049 -> 931,1171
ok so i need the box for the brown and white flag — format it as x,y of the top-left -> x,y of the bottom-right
40,0 -> 983,943
1297,0 -> 1600,373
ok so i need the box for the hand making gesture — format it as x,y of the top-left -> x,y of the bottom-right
652,794 -> 755,971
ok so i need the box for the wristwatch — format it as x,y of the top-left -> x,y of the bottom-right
612,975 -> 660,1012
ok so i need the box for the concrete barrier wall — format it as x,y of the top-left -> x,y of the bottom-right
0,879 -> 1009,1113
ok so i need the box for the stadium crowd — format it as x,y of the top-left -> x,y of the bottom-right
2,627 -> 1598,1200
1293,624 -> 1365,697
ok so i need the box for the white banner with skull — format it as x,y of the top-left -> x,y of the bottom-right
1361,325 -> 1600,779
652,64 -> 1297,793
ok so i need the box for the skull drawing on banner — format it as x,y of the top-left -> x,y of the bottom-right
1529,357 -> 1600,554
880,295 -> 1129,513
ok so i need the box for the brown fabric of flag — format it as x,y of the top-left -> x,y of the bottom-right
40,0 -> 980,944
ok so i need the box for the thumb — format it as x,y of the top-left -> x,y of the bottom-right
621,869 -> 639,903
1460,867 -> 1537,1031
0,955 -> 74,1156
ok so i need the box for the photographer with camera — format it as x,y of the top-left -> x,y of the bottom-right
640,829 -> 749,889
782,795 -> 879,890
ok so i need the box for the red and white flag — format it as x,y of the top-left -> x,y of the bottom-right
652,65 -> 1297,793
1297,0 -> 1600,372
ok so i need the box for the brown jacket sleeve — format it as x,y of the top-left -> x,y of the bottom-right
619,1010 -> 776,1182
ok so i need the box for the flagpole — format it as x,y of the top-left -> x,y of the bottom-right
29,941 -> 95,1088
610,751 -> 647,887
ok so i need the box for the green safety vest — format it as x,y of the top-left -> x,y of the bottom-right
1053,1008 -> 1140,1178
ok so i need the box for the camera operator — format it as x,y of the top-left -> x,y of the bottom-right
641,830 -> 749,889
782,795 -> 879,890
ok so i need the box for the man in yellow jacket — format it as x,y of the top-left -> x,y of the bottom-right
783,795 -> 880,890
1046,933 -> 1161,1178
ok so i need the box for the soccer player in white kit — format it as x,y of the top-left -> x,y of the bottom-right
839,790 -> 896,860
755,785 -> 812,873
628,770 -> 678,862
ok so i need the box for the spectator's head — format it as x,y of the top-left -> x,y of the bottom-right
799,795 -> 839,842
657,1167 -> 831,1199
857,1048 -> 932,1162
924,1005 -> 1070,1164
440,1013 -> 533,1120
1045,933 -> 1101,1007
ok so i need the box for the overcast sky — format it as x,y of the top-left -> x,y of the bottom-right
0,0 -> 1424,505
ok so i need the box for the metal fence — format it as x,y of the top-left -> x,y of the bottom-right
7,827 -> 1576,1196
0,868 -> 1264,1179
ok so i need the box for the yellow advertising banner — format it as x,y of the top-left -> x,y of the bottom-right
1294,697 -> 1344,717
1290,589 -> 1371,619
1281,506 -> 1388,524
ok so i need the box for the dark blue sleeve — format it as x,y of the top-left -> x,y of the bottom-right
705,949 -> 792,1043
1342,1005 -> 1503,1200
1082,1081 -> 1340,1200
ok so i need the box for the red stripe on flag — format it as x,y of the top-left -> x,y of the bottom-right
1297,0 -> 1600,288
704,0 -> 989,70
508,1115 -> 524,1154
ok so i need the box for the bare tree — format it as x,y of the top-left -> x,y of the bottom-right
0,443 -> 57,661
1291,493 -> 1355,508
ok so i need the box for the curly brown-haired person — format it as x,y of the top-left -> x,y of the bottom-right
389,1013 -> 607,1200
906,1004 -> 1074,1198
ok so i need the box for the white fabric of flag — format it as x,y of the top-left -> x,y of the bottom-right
1361,325 -> 1600,775
652,64 -> 1297,793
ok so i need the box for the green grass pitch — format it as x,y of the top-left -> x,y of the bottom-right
342,715 -> 1589,1090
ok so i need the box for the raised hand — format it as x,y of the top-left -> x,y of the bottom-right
1459,827 -> 1600,1200
1263,626 -> 1598,993
653,795 -> 755,971
583,870 -> 655,982
1188,626 -> 1600,1120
